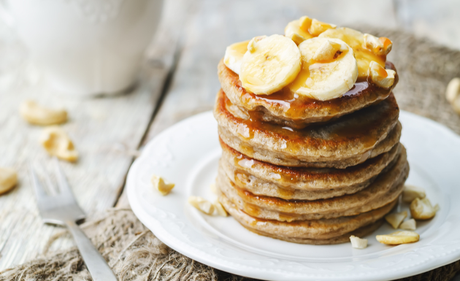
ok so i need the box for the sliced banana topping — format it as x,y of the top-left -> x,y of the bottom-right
247,35 -> 267,53
284,16 -> 335,45
385,210 -> 407,229
376,231 -> 420,245
369,61 -> 395,89
400,219 -> 417,231
319,27 -> 387,78
285,16 -> 314,45
410,198 -> 438,220
224,40 -> 250,74
289,37 -> 358,101
226,20 -> 395,98
240,34 -> 301,95
363,34 -> 393,56
402,185 -> 426,203
312,40 -> 344,62
309,19 -> 336,36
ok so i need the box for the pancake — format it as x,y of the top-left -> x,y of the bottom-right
245,220 -> 384,245
218,59 -> 399,129
217,145 -> 408,221
219,193 -> 396,243
215,89 -> 401,168
220,138 -> 401,200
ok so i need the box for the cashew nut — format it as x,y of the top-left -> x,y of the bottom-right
402,184 -> 426,203
410,198 -> 438,220
400,219 -> 417,231
349,235 -> 368,249
446,77 -> 460,114
20,100 -> 67,126
0,167 -> 17,195
376,231 -> 420,245
385,210 -> 407,229
151,175 -> 175,196
214,200 -> 228,217
188,196 -> 214,215
40,126 -> 78,162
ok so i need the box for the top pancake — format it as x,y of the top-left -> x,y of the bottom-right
218,59 -> 398,129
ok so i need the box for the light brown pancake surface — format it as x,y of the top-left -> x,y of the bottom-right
219,193 -> 396,241
217,145 -> 408,221
246,220 -> 384,245
220,139 -> 401,200
215,89 -> 401,168
218,59 -> 398,128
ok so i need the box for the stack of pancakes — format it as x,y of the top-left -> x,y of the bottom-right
213,58 -> 409,244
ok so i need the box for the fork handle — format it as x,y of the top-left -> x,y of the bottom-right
65,220 -> 118,281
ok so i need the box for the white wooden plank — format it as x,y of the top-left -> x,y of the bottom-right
0,0 -> 188,270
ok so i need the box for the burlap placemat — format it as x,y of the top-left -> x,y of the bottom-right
1,29 -> 460,281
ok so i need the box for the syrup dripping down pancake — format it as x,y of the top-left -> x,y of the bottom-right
217,145 -> 408,221
218,59 -> 398,129
218,192 -> 395,244
220,138 -> 401,200
214,89 -> 401,168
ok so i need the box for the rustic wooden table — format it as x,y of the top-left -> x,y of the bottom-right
1,0 -> 460,278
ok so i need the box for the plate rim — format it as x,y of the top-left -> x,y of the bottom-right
127,110 -> 460,281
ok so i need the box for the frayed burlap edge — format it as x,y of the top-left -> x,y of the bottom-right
1,208 -> 458,281
2,28 -> 460,281
0,208 -> 251,281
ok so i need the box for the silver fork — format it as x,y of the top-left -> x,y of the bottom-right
30,158 -> 117,281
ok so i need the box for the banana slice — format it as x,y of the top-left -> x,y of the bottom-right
284,16 -> 336,45
240,34 -> 301,95
285,16 -> 314,45
289,37 -> 358,101
319,27 -> 387,78
224,40 -> 250,74
363,33 -> 393,56
309,19 -> 336,36
369,61 -> 396,88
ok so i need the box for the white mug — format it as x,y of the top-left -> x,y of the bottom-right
1,0 -> 163,96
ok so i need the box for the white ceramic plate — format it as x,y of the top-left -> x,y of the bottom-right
127,111 -> 460,281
